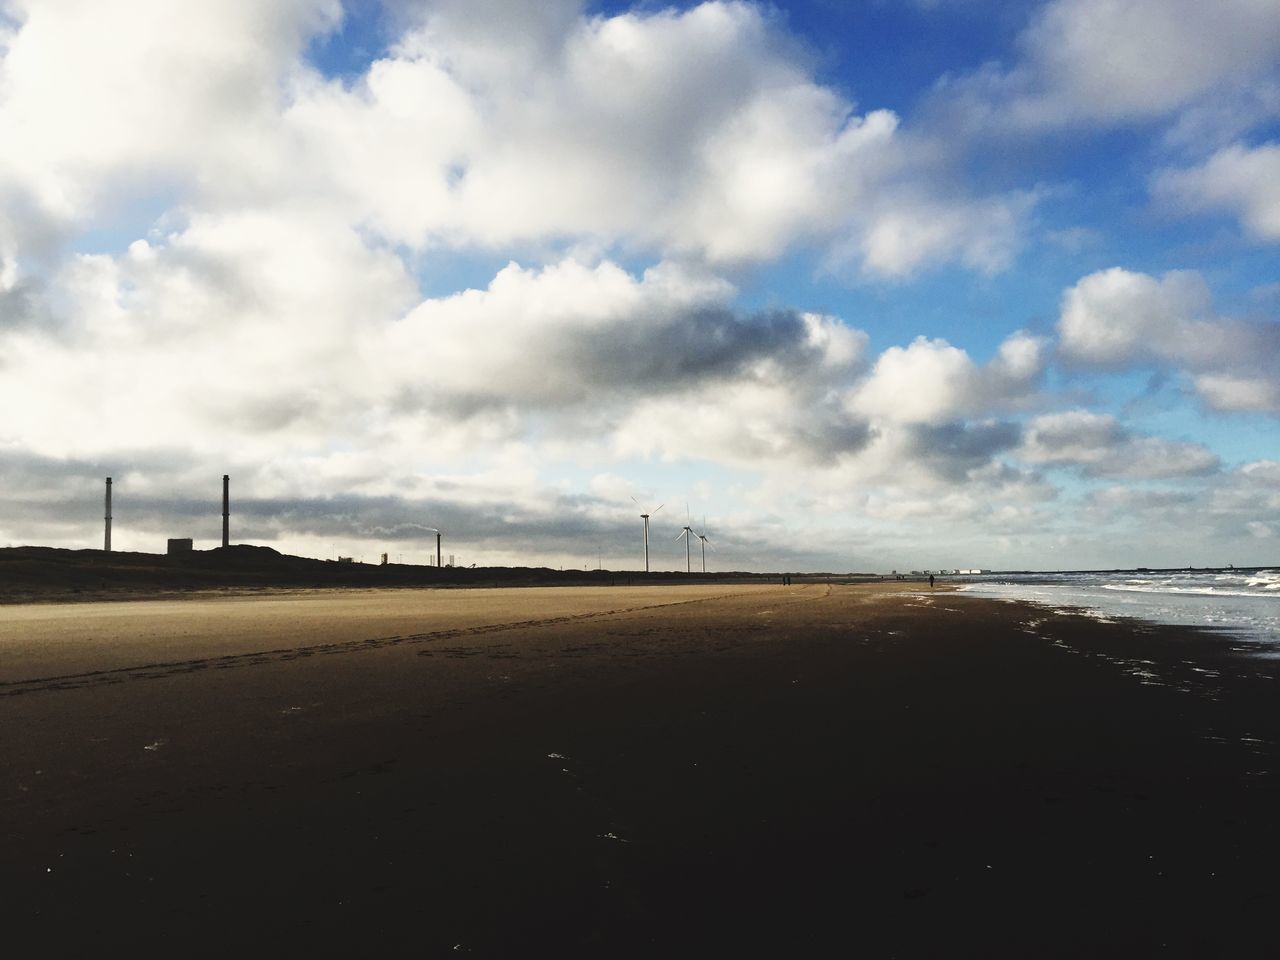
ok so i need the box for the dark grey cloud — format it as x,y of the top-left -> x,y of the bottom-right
1027,411 -> 1125,454
1,486 -> 629,558
0,473 -> 859,570
384,293 -> 873,465
231,492 -> 722,560
0,447 -> 235,544
0,448 -> 111,489
408,304 -> 851,413
902,420 -> 1022,481
789,413 -> 877,465
0,276 -> 45,335
574,307 -> 811,388
0,449 -> 209,510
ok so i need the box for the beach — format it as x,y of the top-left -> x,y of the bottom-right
4,582 -> 1280,956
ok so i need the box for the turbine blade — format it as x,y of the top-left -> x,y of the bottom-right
653,503 -> 664,514
630,495 -> 640,506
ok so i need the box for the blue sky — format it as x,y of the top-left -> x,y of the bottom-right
0,0 -> 1277,571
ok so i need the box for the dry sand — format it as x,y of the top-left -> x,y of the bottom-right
0,584 -> 761,678
3,582 -> 1280,955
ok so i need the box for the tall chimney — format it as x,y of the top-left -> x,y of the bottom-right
222,474 -> 230,548
104,477 -> 113,552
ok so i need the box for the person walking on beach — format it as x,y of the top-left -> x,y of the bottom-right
929,574 -> 935,589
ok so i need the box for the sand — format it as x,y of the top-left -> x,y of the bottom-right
3,582 -> 1279,955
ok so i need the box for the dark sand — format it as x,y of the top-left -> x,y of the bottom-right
3,583 -> 1280,956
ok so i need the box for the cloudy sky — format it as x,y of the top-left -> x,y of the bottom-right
1,0 -> 1277,572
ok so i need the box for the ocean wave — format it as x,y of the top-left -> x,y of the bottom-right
1101,583 -> 1280,600
961,572 -> 1280,644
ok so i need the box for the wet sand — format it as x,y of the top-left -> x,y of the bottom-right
3,583 -> 1280,955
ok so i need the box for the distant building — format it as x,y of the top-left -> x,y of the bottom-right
167,538 -> 193,555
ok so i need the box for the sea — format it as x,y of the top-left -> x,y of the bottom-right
957,568 -> 1280,646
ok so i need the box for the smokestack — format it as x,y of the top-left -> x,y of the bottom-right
104,477 -> 112,552
222,474 -> 229,548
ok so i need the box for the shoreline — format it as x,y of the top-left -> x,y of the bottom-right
4,584 -> 1280,955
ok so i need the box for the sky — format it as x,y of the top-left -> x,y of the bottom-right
0,0 -> 1277,573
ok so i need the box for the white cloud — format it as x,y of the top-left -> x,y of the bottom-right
385,257 -> 866,422
848,330 -> 1045,424
317,0 -> 862,259
1021,410 -> 1219,479
935,0 -> 1280,133
1057,268 -> 1214,365
1154,141 -> 1280,241
0,214 -> 878,475
1199,460 -> 1280,523
1193,374 -> 1280,415
280,1 -> 1026,274
0,206 -> 418,460
1161,82 -> 1280,152
0,0 -> 1250,306
1057,267 -> 1280,414
0,0 -> 1030,280
840,191 -> 1031,278
0,0 -> 340,227
1061,461 -> 1280,565
1021,410 -> 1124,463
1023,0 -> 1280,123
1204,460 -> 1280,543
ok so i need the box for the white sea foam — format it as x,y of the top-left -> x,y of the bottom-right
958,568 -> 1280,645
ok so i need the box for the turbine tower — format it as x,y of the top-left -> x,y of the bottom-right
676,505 -> 693,573
221,474 -> 230,548
695,516 -> 713,574
631,497 -> 663,573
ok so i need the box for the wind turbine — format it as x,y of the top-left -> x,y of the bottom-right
695,515 -> 713,573
631,497 -> 663,572
676,505 -> 694,573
